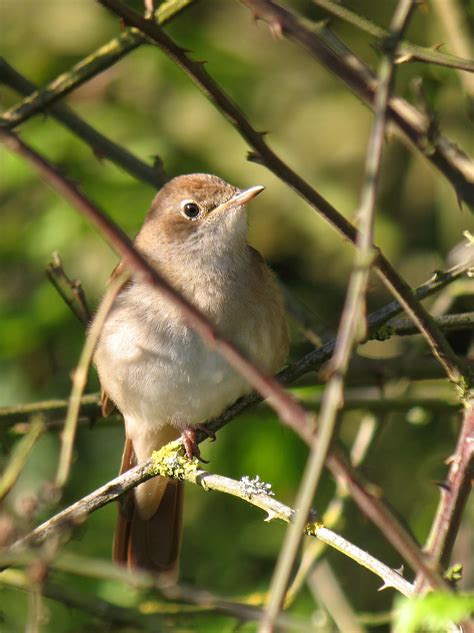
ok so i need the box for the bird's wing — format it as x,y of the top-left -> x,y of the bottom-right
98,259 -> 131,418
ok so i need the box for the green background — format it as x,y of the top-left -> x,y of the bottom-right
1,1 -> 473,631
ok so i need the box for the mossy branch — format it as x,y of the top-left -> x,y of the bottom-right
312,0 -> 474,72
5,441 -> 415,599
0,59 -> 166,189
0,0 -> 197,130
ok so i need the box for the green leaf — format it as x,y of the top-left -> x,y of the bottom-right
394,592 -> 474,633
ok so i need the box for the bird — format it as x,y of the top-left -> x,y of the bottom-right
93,173 -> 289,584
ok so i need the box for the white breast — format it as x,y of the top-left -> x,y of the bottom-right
95,289 -> 258,434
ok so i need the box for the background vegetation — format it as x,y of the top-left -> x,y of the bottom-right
1,1 -> 473,631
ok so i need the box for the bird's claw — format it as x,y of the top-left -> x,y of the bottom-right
181,427 -> 209,463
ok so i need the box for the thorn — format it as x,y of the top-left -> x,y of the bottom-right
431,42 -> 445,51
267,18 -> 284,39
247,150 -> 264,165
265,510 -> 278,522
394,564 -> 405,576
445,453 -> 456,466
394,53 -> 414,65
377,582 -> 392,592
433,480 -> 451,493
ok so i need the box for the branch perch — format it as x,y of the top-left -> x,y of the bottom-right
5,444 -> 415,599
0,59 -> 165,189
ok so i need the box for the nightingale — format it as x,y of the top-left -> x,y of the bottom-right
93,173 -> 289,583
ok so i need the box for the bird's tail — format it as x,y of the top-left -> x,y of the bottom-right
113,431 -> 183,585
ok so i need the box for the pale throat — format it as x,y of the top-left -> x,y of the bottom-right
143,212 -> 251,299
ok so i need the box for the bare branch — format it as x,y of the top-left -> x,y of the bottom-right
97,0 -> 468,390
262,3 -> 418,627
0,555 -> 319,632
312,0 -> 474,73
241,0 -> 474,207
417,400 -> 474,592
45,252 -> 91,326
0,0 -> 197,129
4,447 -> 416,599
430,0 -> 474,96
0,59 -> 166,189
55,272 -> 128,490
0,418 -> 45,500
307,559 -> 366,633
285,415 -> 378,609
386,312 -> 474,338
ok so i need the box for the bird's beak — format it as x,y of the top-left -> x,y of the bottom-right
214,185 -> 265,214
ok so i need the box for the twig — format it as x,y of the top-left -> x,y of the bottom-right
0,392 -> 462,435
285,415 -> 378,608
45,252 -> 91,326
55,271 -> 128,490
417,400 -> 474,592
2,554 -> 314,632
0,569 -> 177,632
0,0 -> 197,129
0,394 -> 102,427
0,59 -> 166,189
430,0 -> 474,96
97,0 -> 467,391
26,584 -> 42,633
385,312 -> 474,338
241,0 -> 474,207
307,559 -> 366,633
311,0 -> 474,73
0,417 -> 45,500
5,449 -> 416,598
261,3 -> 417,628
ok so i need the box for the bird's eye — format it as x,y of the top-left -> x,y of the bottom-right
181,201 -> 201,220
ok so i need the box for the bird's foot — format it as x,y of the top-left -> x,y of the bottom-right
181,424 -> 215,462
181,427 -> 209,463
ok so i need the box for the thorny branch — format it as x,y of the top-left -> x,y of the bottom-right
4,446 -> 416,599
0,127 -> 446,590
0,59 -> 165,189
416,400 -> 474,592
241,0 -> 474,207
311,0 -> 474,73
262,2 -> 419,628
46,252 -> 91,326
0,0 -> 197,130
97,0 -> 468,392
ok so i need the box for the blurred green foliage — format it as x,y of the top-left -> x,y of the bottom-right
1,1 -> 473,631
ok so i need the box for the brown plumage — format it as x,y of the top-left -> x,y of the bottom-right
93,174 -> 289,583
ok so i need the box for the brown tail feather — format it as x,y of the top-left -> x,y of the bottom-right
113,436 -> 183,584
